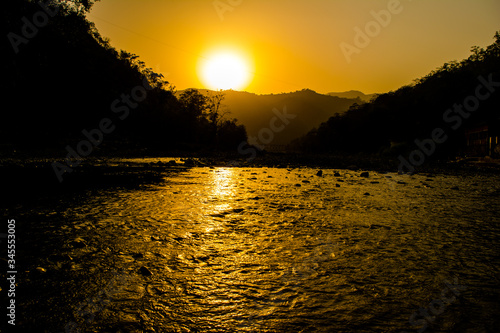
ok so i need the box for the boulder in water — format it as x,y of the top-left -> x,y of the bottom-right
139,266 -> 153,276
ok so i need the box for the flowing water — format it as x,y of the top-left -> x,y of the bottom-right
6,162 -> 500,332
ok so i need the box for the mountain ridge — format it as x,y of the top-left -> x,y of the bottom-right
177,88 -> 365,144
327,90 -> 378,102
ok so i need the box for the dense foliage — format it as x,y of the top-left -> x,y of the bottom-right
296,32 -> 500,158
1,0 -> 246,155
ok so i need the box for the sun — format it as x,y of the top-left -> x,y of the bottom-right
198,50 -> 252,90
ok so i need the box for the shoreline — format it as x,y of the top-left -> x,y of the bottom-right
1,152 -> 499,178
1,153 -> 499,205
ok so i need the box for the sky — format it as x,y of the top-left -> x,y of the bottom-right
88,0 -> 500,95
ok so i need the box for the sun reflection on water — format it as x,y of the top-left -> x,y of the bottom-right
211,168 -> 236,199
202,168 -> 238,232
28,165 -> 500,332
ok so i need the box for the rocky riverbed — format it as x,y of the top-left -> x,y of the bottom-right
1,158 -> 500,332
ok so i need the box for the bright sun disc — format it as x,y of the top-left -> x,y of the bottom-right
199,52 -> 251,90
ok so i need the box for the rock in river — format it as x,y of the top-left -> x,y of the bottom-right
139,266 -> 153,276
35,267 -> 47,274
70,237 -> 87,248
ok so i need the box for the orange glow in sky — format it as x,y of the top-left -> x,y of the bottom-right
88,0 -> 500,94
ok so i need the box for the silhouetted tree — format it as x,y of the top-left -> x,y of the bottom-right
205,90 -> 229,143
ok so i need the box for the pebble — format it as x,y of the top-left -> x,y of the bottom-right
70,238 -> 87,248
36,267 -> 47,274
360,172 -> 369,178
139,266 -> 153,276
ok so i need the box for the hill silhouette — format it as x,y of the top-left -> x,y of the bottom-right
1,0 -> 246,156
4,0 -> 498,165
181,89 -> 361,145
2,0 -> 361,156
296,31 -> 500,162
327,90 -> 377,103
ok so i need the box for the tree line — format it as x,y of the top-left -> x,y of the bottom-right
1,0 -> 247,156
295,32 -> 500,159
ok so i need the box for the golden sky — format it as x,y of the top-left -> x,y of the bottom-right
88,0 -> 500,95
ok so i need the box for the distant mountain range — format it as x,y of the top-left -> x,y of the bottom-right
327,90 -> 378,102
181,89 -> 367,145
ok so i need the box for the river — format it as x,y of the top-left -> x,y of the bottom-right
5,162 -> 500,332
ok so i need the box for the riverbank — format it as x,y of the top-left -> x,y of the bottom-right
2,151 -> 498,179
1,152 -> 498,207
